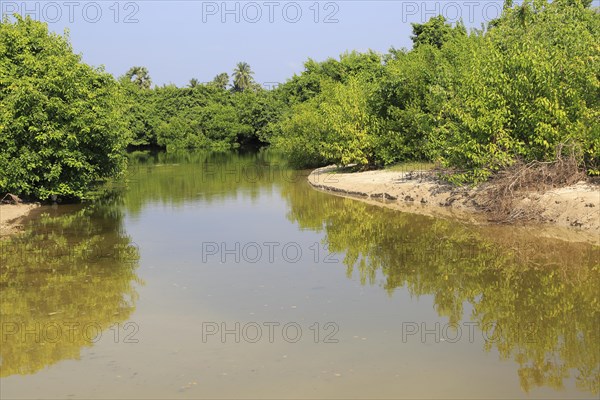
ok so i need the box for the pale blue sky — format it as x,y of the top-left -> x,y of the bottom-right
1,1 -> 550,86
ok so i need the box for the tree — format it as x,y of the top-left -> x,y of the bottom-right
232,62 -> 255,92
188,78 -> 200,88
274,76 -> 379,167
411,15 -> 466,49
119,81 -> 158,147
210,72 -> 230,90
0,16 -> 130,200
428,0 -> 600,181
124,66 -> 152,89
232,89 -> 278,145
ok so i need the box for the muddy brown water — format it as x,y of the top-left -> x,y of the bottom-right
1,150 -> 598,399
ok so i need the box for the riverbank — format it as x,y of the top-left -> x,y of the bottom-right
0,203 -> 40,237
308,166 -> 600,243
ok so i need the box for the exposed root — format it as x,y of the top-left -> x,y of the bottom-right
480,154 -> 586,223
1,193 -> 23,204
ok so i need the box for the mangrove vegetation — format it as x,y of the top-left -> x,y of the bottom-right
1,0 -> 599,200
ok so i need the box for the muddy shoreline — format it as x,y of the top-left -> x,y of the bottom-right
309,166 -> 600,244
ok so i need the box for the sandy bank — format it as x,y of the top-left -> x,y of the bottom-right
308,166 -> 600,244
0,203 -> 40,237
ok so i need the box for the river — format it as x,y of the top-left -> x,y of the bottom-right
1,149 -> 598,399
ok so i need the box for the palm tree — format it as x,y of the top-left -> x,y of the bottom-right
232,62 -> 255,92
188,78 -> 200,88
125,66 -> 152,89
211,73 -> 230,90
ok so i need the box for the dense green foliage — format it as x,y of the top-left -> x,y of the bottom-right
0,18 -> 277,199
410,15 -> 467,49
124,66 -> 152,89
270,0 -> 600,181
430,0 -> 600,181
1,0 -> 598,199
119,69 -> 278,152
0,16 -> 129,199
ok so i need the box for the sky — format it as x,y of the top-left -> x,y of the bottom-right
1,0 -> 575,87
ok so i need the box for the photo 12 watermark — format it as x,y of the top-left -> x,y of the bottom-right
202,321 -> 340,343
401,321 -> 539,344
200,1 -> 340,24
1,1 -> 141,24
198,238 -> 486,267
201,241 -> 340,264
400,1 -> 504,23
1,321 -> 140,344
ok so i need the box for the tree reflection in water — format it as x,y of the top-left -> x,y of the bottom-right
282,175 -> 600,394
0,195 -> 141,377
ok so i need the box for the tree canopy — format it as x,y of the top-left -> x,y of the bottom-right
1,0 -> 598,200
0,16 -> 130,200
232,62 -> 255,92
269,0 -> 600,180
124,66 -> 152,89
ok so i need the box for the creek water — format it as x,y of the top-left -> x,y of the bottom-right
1,150 -> 598,399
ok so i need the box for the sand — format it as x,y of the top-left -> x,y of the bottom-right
0,203 -> 40,237
309,166 -> 600,244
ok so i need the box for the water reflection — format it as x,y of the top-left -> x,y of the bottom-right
0,197 -> 141,377
122,149 -> 298,214
2,149 -> 598,397
123,149 -> 599,394
282,167 -> 600,394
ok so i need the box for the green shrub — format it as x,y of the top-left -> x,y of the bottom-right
429,0 -> 600,182
0,16 -> 129,199
273,76 -> 380,167
273,1 -> 599,182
